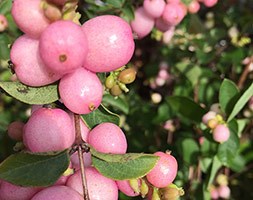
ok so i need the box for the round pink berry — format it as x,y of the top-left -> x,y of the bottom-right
143,0 -> 166,18
188,0 -> 200,14
7,121 -> 24,141
39,20 -> 88,76
0,14 -> 8,32
131,7 -> 155,39
82,15 -> 135,72
11,0 -> 50,38
88,122 -> 127,154
23,107 -> 75,152
10,35 -> 61,86
203,0 -> 218,7
67,167 -> 118,199
116,180 -> 140,197
31,186 -> 83,200
146,151 -> 178,188
59,67 -> 103,114
162,2 -> 186,26
217,185 -> 230,199
202,111 -> 216,125
155,17 -> 172,32
213,124 -> 230,143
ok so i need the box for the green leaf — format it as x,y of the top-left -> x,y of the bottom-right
0,82 -> 59,104
227,82 -> 253,122
0,150 -> 69,187
90,147 -> 159,180
217,120 -> 240,166
205,156 -> 222,188
102,94 -> 129,114
166,96 -> 206,123
219,79 -> 240,115
0,0 -> 12,15
105,0 -> 124,8
81,104 -> 120,129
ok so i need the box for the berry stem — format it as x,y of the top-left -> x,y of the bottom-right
74,114 -> 90,200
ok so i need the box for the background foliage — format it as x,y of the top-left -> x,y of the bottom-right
0,0 -> 253,199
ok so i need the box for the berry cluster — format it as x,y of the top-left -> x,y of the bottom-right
130,0 -> 219,42
210,174 -> 231,200
10,0 -> 135,114
202,107 -> 230,143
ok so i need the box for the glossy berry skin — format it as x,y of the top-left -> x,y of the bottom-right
143,0 -> 166,18
88,122 -> 127,154
146,152 -> 178,188
217,185 -> 230,199
67,167 -> 118,200
7,121 -> 24,141
162,2 -> 186,26
23,108 -> 75,152
0,180 -> 41,200
10,35 -> 61,87
39,20 -> 88,75
116,180 -> 139,197
213,124 -> 230,143
82,15 -> 135,72
59,67 -> 103,114
188,0 -> 200,14
11,0 -> 49,38
31,186 -> 83,200
203,0 -> 218,7
130,7 -> 155,39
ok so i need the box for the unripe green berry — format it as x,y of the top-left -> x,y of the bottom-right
105,75 -> 115,89
110,84 -> 123,96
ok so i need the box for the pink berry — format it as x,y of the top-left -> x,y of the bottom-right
67,167 -> 118,199
31,186 -> 83,200
59,67 -> 103,114
146,152 -> 178,188
88,122 -> 127,154
162,26 -> 175,44
31,105 -> 43,114
0,180 -> 41,200
0,14 -> 8,32
143,0 -> 166,18
188,0 -> 200,14
210,187 -> 219,199
162,2 -> 186,26
217,185 -> 230,199
202,111 -> 216,125
155,17 -> 172,32
39,20 -> 88,76
130,7 -> 155,39
213,124 -> 230,143
10,35 -> 61,87
116,180 -> 140,197
11,0 -> 50,38
7,121 -> 24,141
203,0 -> 218,7
23,107 -> 75,152
82,15 -> 135,72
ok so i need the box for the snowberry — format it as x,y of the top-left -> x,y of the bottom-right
23,107 -> 75,152
0,14 -> 8,32
143,0 -> 166,18
162,2 -> 186,26
213,124 -> 230,143
31,186 -> 83,200
155,17 -> 172,32
39,20 -> 88,76
203,0 -> 218,7
188,0 -> 200,14
59,67 -> 103,114
202,111 -> 216,125
210,187 -> 219,199
88,122 -> 127,154
146,151 -> 178,188
82,15 -> 135,72
116,180 -> 140,197
217,185 -> 230,199
10,35 -> 61,86
130,7 -> 155,39
7,121 -> 24,141
11,0 -> 50,38
66,167 -> 118,200
0,180 -> 41,200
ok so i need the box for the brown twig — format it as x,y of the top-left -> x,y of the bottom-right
237,56 -> 252,89
74,114 -> 90,200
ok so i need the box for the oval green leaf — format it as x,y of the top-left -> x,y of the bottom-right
90,147 -> 159,180
81,104 -> 120,129
0,81 -> 59,105
0,150 -> 70,187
